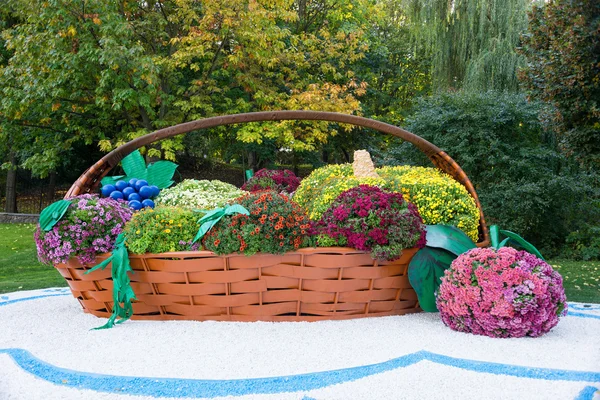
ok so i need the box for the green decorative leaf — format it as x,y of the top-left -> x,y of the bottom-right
121,150 -> 148,180
85,234 -> 136,329
39,200 -> 71,231
193,204 -> 250,244
98,151 -> 179,192
146,161 -> 178,189
490,224 -> 501,248
424,224 -> 477,256
408,247 -> 456,312
498,229 -> 545,260
100,175 -> 125,187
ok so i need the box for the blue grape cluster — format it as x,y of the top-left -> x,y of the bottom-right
100,179 -> 160,211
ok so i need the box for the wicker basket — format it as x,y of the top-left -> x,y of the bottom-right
58,111 -> 490,321
57,247 -> 419,321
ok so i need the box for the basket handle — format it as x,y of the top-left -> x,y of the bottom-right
65,110 -> 490,246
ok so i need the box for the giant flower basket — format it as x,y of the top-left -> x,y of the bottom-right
52,111 -> 490,322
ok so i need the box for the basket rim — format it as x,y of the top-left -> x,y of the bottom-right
64,110 -> 490,246
83,246 -> 418,261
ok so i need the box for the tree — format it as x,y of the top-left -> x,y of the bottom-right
355,0 -> 431,123
393,91 -> 598,254
0,0 -> 372,177
518,0 -> 600,169
405,0 -> 533,92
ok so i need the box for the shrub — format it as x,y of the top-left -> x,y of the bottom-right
203,191 -> 311,255
437,247 -> 567,338
562,225 -> 600,261
310,185 -> 426,261
155,179 -> 246,211
378,166 -> 480,241
123,206 -> 201,254
34,195 -> 133,265
241,169 -> 301,194
398,90 -> 599,253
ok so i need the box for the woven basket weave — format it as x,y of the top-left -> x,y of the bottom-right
57,247 -> 419,321
58,111 -> 489,321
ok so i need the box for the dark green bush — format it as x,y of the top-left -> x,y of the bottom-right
387,91 -> 599,257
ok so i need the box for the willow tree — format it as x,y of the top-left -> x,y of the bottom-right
406,0 -> 535,92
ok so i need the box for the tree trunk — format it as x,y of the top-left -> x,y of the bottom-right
292,153 -> 299,176
322,149 -> 329,164
340,147 -> 350,162
248,150 -> 258,172
4,152 -> 17,213
46,170 -> 57,205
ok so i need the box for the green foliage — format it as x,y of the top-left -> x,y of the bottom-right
405,0 -> 532,92
400,91 -> 599,252
563,227 -> 600,261
123,207 -> 200,254
0,0 -> 374,175
518,0 -> 600,169
354,0 -> 431,122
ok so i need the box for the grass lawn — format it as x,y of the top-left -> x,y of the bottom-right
1,223 -> 599,304
0,223 -> 67,293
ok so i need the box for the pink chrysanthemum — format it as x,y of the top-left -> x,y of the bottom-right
437,247 -> 567,338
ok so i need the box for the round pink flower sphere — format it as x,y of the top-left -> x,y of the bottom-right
437,247 -> 567,338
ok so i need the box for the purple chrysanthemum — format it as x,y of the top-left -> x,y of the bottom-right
35,194 -> 133,265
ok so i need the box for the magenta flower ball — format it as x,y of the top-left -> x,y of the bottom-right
437,247 -> 567,338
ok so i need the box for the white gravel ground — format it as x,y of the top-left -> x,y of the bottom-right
0,288 -> 599,400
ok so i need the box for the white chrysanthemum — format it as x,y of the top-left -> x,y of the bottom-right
155,179 -> 247,210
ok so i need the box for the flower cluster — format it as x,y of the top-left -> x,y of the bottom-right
310,185 -> 426,261
123,206 -> 201,254
155,179 -> 246,211
34,195 -> 133,265
294,163 -> 480,240
437,247 -> 567,338
241,169 -> 301,194
203,191 -> 311,255
293,164 -> 385,220
378,166 -> 480,241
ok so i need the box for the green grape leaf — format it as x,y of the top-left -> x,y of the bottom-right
98,151 -> 178,191
424,224 -> 477,256
121,150 -> 148,180
39,200 -> 71,231
146,161 -> 178,189
408,247 -> 456,312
